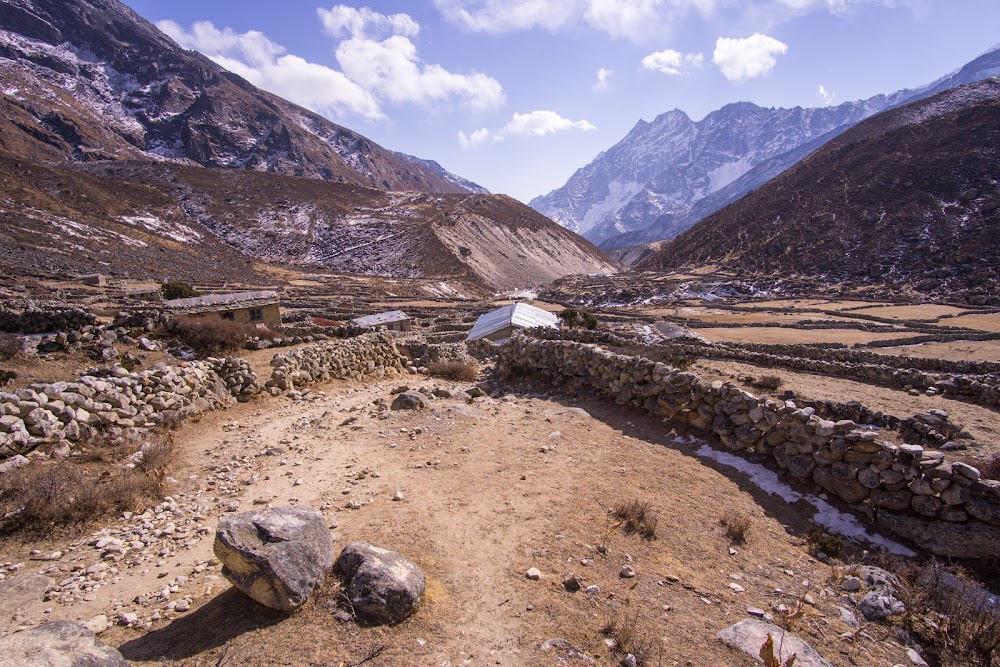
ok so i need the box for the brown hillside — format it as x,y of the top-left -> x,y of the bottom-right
639,79 -> 1000,300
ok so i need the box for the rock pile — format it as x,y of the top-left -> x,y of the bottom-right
266,333 -> 403,393
0,357 -> 259,458
496,337 -> 1000,558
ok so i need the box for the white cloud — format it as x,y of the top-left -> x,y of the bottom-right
774,0 -> 914,15
318,5 -> 419,39
159,19 -> 382,120
817,84 -> 835,105
432,0 -> 717,42
712,33 -> 788,81
593,67 -> 613,91
641,49 -> 704,75
458,110 -> 596,148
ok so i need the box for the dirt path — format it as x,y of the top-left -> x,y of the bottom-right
1,369 -> 930,666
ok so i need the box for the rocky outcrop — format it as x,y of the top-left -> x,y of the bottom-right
214,506 -> 333,611
496,337 -> 1000,558
334,542 -> 425,625
718,619 -> 833,667
0,620 -> 129,666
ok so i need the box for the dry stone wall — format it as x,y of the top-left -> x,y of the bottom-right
0,358 -> 259,458
496,337 -> 1000,559
0,306 -> 99,333
265,333 -> 403,392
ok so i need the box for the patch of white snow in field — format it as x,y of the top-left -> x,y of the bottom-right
120,215 -> 202,243
707,157 -> 753,193
688,440 -> 916,557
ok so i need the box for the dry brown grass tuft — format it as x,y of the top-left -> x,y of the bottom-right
425,360 -> 478,382
720,510 -> 752,545
600,607 -> 662,666
612,499 -> 659,540
0,430 -> 172,536
749,374 -> 783,391
165,315 -> 259,357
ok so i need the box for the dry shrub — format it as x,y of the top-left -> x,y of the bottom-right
0,430 -> 172,535
979,453 -> 1000,481
166,315 -> 258,357
720,510 -> 752,545
805,526 -> 844,558
600,608 -> 662,666
0,370 -> 15,387
312,317 -> 342,327
0,333 -> 23,361
750,374 -> 783,391
612,499 -> 659,540
425,360 -> 478,382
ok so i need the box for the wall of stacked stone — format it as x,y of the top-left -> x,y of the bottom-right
495,337 -> 1000,556
396,341 -> 473,369
0,358 -> 259,459
0,307 -> 99,334
265,333 -> 404,392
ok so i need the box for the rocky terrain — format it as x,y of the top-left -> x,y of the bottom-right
638,79 -> 1000,301
0,0 -> 482,193
531,45 -> 1000,250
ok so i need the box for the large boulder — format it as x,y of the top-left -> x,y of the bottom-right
391,391 -> 426,411
0,621 -> 129,666
214,505 -> 333,611
334,541 -> 425,625
0,573 -> 54,631
718,619 -> 833,667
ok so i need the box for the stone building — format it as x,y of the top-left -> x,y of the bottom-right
466,303 -> 559,342
350,310 -> 412,332
165,290 -> 281,326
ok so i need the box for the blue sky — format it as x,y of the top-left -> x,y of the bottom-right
122,1 -> 1000,203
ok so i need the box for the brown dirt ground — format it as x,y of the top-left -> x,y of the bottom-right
732,300 -> 890,311
641,307 -> 862,325
943,313 -> 1000,333
850,305 -> 971,320
0,368 -> 926,667
694,327 -> 915,346
869,340 -> 1000,363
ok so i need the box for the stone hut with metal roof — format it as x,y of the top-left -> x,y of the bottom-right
349,310 -> 412,332
164,290 -> 281,327
466,303 -> 559,343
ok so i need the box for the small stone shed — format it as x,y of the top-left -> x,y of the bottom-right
165,290 -> 281,326
466,303 -> 559,343
350,310 -> 412,332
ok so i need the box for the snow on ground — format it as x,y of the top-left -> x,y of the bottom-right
684,438 -> 917,557
119,215 -> 202,243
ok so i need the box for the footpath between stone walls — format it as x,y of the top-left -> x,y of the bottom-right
496,336 -> 1000,559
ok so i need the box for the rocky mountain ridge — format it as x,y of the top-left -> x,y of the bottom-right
637,78 -> 1000,301
0,0 -> 480,193
532,45 -> 1000,250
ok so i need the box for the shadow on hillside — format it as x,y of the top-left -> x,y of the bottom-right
117,587 -> 286,661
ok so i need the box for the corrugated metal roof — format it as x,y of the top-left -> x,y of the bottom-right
350,310 -> 410,327
466,303 -> 559,340
164,290 -> 278,313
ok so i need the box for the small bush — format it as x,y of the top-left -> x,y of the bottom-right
166,315 -> 257,357
0,431 -> 172,535
312,317 -> 342,327
750,374 -> 783,391
805,526 -> 844,558
160,280 -> 199,300
425,360 -> 478,382
612,499 -> 659,540
0,370 -> 15,387
0,334 -> 23,361
720,510 -> 752,545
979,453 -> 1000,481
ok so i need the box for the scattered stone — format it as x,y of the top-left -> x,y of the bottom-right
907,647 -> 930,667
620,565 -> 636,579
718,619 -> 833,667
842,576 -> 862,591
334,541 -> 425,625
214,505 -> 333,611
0,621 -> 129,666
563,574 -> 582,592
526,567 -> 542,580
391,391 -> 426,411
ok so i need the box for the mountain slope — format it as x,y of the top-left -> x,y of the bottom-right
0,0 -> 475,192
0,152 -> 617,290
533,45 -> 1000,249
637,79 -> 1000,301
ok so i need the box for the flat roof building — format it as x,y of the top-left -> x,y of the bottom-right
164,290 -> 281,327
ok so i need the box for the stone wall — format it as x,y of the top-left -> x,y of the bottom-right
496,336 -> 1000,558
0,306 -> 98,334
0,358 -> 259,458
265,333 -> 404,393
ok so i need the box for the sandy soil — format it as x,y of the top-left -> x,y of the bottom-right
733,300 -> 889,311
695,327 -> 915,346
0,370 -> 924,667
641,307 -> 860,325
870,340 -> 1000,363
850,305 -> 971,320
943,313 -> 1000,333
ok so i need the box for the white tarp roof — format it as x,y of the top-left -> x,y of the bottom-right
350,310 -> 410,327
466,303 -> 559,340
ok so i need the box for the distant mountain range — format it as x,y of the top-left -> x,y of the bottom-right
0,0 -> 619,290
638,78 -> 1000,301
0,0 -> 483,192
531,45 -> 1000,252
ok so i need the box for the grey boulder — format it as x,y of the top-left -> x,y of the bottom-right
334,541 -> 425,625
0,621 -> 129,666
214,505 -> 333,611
391,391 -> 426,411
718,619 -> 833,667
